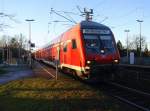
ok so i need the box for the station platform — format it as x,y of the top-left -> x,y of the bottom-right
119,64 -> 150,69
0,64 -> 33,84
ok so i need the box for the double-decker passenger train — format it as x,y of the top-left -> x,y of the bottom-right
34,20 -> 120,80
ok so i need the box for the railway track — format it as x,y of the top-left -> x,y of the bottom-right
35,61 -> 150,110
32,61 -> 57,79
103,81 -> 150,111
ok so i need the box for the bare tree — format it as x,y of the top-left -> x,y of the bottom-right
0,34 -> 27,64
129,35 -> 146,51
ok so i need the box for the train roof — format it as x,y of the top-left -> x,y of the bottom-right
38,21 -> 111,50
80,21 -> 110,29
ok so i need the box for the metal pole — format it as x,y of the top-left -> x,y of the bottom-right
25,19 -> 35,68
2,45 -> 4,63
48,22 -> 51,34
7,46 -> 9,64
124,29 -> 130,63
136,20 -> 143,57
139,22 -> 142,57
29,21 -> 31,67
55,47 -> 60,80
9,48 -> 11,64
56,60 -> 58,80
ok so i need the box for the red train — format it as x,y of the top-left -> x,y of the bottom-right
34,21 -> 120,80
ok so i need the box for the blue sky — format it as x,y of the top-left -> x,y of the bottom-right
0,0 -> 150,49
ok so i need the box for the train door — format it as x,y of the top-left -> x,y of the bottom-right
71,39 -> 78,66
62,40 -> 71,65
63,42 -> 67,64
67,40 -> 72,65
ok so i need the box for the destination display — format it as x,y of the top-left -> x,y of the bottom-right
83,29 -> 110,34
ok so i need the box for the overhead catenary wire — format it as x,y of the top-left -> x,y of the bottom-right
76,5 -> 83,14
116,8 -> 139,19
93,4 -> 143,29
99,17 -> 108,23
95,0 -> 107,9
63,12 -> 77,24
50,8 -> 77,24
0,12 -> 20,23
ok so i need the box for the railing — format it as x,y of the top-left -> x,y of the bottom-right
120,57 -> 150,65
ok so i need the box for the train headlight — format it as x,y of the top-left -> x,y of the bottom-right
114,59 -> 119,63
101,49 -> 105,53
85,66 -> 90,69
86,61 -> 91,64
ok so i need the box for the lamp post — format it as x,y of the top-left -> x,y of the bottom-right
136,19 -> 143,57
48,22 -> 51,34
25,19 -> 35,68
124,29 -> 130,62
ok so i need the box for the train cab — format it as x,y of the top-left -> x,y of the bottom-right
80,21 -> 120,78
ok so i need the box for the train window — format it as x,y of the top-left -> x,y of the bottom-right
72,39 -> 77,49
84,35 -> 100,48
84,35 -> 100,54
100,36 -> 113,48
99,35 -> 115,53
63,42 -> 67,52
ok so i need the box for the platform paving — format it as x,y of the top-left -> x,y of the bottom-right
0,64 -> 33,84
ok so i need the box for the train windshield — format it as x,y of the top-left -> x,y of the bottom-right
84,35 -> 100,54
99,35 -> 115,53
84,34 -> 115,54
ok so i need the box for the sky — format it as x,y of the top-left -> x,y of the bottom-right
0,0 -> 150,49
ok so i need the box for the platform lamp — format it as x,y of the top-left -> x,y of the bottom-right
124,29 -> 130,62
25,19 -> 35,68
136,19 -> 143,57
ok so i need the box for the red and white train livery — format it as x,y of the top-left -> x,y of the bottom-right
34,21 -> 120,80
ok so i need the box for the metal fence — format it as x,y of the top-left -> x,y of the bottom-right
120,57 -> 150,65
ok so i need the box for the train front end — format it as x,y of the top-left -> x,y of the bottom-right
80,21 -> 120,80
